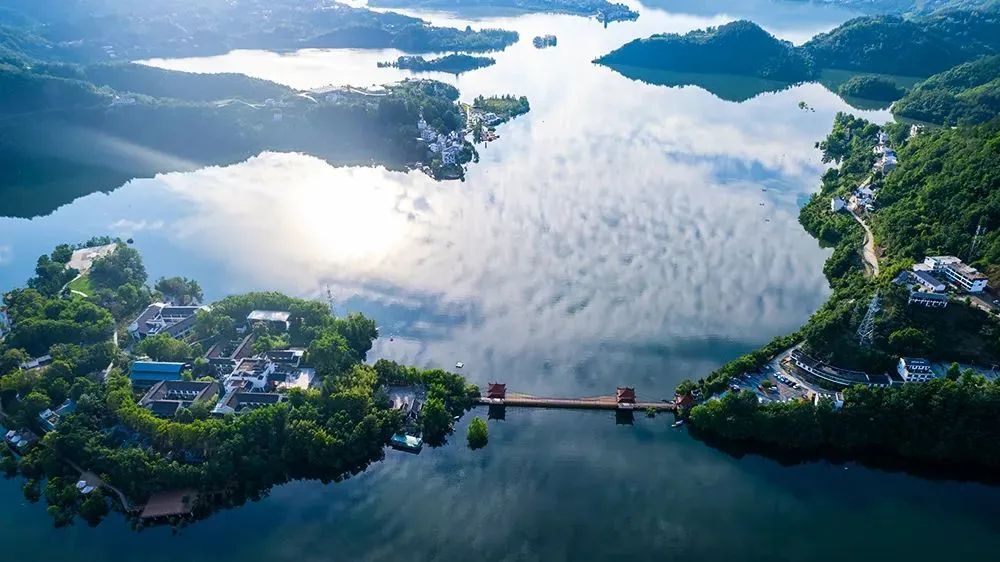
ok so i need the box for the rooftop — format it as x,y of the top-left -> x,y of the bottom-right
247,310 -> 291,323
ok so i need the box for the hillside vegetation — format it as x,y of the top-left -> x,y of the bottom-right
596,21 -> 817,82
893,55 -> 1000,125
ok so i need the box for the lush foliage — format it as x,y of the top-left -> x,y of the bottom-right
802,7 -> 1000,76
472,95 -> 531,121
893,55 -> 1000,125
690,374 -> 1000,468
837,75 -> 907,101
596,20 -> 818,82
873,118 -> 1000,264
467,417 -> 488,449
0,243 -> 476,527
379,54 -> 495,74
154,276 -> 203,305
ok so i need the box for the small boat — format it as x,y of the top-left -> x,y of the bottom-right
455,361 -> 464,369
671,419 -> 685,428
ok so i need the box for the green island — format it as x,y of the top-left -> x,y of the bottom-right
676,109 -> 1000,471
1,241 -> 479,527
367,0 -> 639,23
377,54 -> 497,74
0,0 -> 518,61
836,75 -> 907,102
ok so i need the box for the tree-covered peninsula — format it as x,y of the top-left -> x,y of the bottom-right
893,55 -> 1000,125
0,0 -> 518,61
1,242 -> 479,527
595,21 -> 818,82
677,111 -> 1000,473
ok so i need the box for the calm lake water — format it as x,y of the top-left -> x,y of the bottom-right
2,1 -> 999,559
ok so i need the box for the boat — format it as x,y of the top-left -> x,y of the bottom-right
455,361 -> 464,369
671,419 -> 685,428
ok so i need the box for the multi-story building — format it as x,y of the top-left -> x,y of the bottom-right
923,256 -> 988,293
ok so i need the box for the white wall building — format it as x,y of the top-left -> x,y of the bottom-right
923,256 -> 988,293
897,357 -> 935,383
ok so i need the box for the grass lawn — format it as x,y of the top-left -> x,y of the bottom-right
67,274 -> 94,296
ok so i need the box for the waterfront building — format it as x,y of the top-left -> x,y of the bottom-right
139,380 -> 220,418
616,387 -> 636,406
897,357 -> 935,383
487,383 -> 507,400
922,256 -> 988,293
128,303 -> 205,340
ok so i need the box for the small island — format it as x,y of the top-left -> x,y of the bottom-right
378,54 -> 496,75
0,241 -> 480,527
836,75 -> 908,102
533,35 -> 558,48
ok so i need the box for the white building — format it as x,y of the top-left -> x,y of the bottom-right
910,269 -> 946,293
831,197 -> 846,213
897,357 -> 935,383
923,256 -> 988,293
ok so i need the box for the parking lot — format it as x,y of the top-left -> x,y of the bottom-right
730,361 -> 811,404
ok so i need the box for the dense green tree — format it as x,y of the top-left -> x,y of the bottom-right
89,244 -> 147,289
135,333 -> 194,362
467,416 -> 488,449
154,276 -> 203,305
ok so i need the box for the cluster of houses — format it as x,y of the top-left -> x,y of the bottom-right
127,309 -> 316,419
894,255 -> 989,308
417,117 -> 464,166
128,302 -> 207,341
831,130 -> 901,215
873,130 -> 898,173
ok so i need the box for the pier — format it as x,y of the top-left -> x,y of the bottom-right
475,384 -> 676,412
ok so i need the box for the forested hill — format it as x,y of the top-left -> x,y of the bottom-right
801,7 -> 1000,76
873,118 -> 1000,270
595,21 -> 817,82
0,0 -> 518,61
892,55 -> 1000,125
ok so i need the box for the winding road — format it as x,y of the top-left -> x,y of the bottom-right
853,210 -> 880,277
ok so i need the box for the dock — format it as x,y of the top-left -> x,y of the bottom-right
475,384 -> 676,412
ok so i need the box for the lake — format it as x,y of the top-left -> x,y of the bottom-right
2,1 -> 999,559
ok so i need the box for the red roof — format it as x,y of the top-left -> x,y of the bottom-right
675,393 -> 695,409
616,387 -> 636,403
487,382 -> 507,399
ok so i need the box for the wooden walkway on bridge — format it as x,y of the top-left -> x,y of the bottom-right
475,391 -> 676,412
